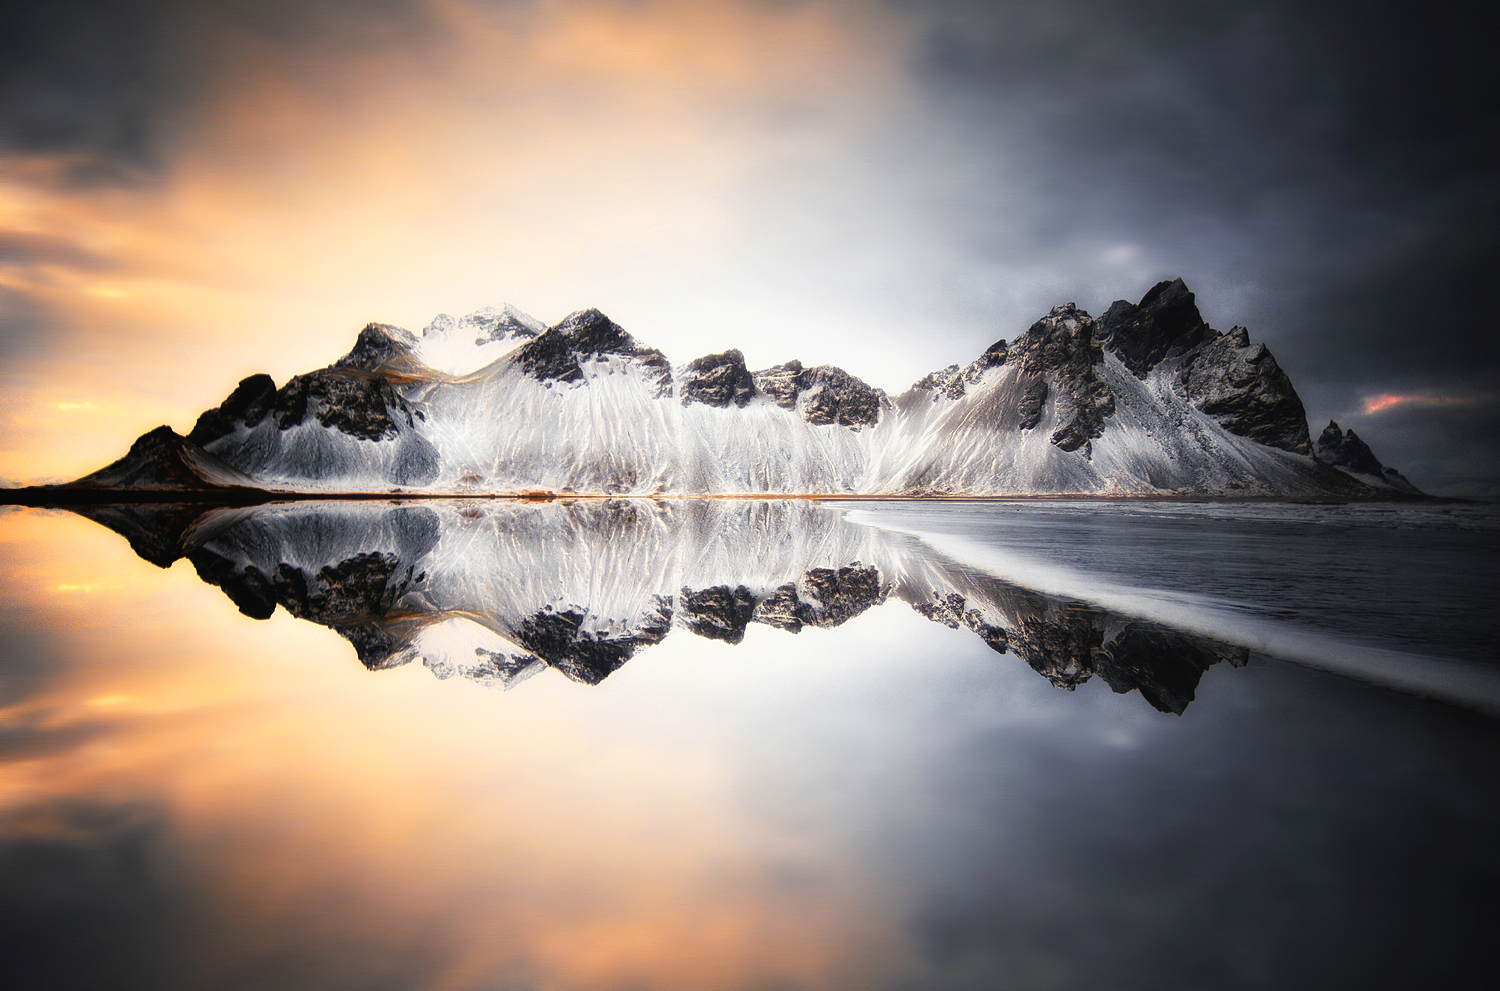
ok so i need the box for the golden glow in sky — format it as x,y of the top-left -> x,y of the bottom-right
0,1 -> 945,484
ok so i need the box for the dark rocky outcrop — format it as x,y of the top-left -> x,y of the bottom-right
512,599 -> 672,685
1096,278 -> 1214,377
73,426 -> 210,489
799,565 -> 888,625
335,323 -> 421,373
1178,327 -> 1312,454
751,565 -> 890,633
680,350 -> 756,408
751,360 -> 886,428
752,360 -> 806,410
465,648 -> 544,688
913,364 -> 967,400
907,586 -> 1247,714
179,506 -> 441,666
278,553 -> 413,621
1315,420 -> 1385,477
1009,603 -> 1107,690
1017,376 -> 1049,431
802,367 -> 885,427
1009,304 -> 1116,453
512,308 -> 673,397
1093,628 -> 1249,716
271,369 -> 422,442
1315,421 -> 1420,492
187,548 -> 278,619
911,592 -> 1010,653
188,374 -> 278,446
748,583 -> 804,632
185,546 -> 425,667
471,311 -> 541,346
680,584 -> 756,642
69,426 -> 251,491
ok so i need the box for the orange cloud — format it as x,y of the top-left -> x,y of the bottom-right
1361,393 -> 1472,415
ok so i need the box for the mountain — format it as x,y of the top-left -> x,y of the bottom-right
1314,421 -> 1421,494
69,425 -> 263,492
80,497 -> 1248,713
52,284 -> 1418,498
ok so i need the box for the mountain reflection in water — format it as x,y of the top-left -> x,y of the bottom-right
3,499 -> 1497,991
82,499 -> 1248,714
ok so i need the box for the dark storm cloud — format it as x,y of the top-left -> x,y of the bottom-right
0,0 -> 186,180
0,228 -> 111,270
0,0 -> 439,182
893,0 -> 1500,489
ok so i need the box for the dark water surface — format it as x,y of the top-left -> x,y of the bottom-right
0,499 -> 1496,990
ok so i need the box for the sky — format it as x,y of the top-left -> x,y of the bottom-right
0,0 -> 1496,493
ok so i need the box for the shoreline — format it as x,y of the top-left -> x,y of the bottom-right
0,486 -> 1444,507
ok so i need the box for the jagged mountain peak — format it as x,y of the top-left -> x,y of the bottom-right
909,338 -> 1007,399
681,349 -> 755,408
1317,420 -> 1384,476
187,374 -> 278,447
1008,304 -> 1116,454
423,303 -> 544,347
1096,277 -> 1214,376
512,307 -> 673,395
1177,324 -> 1311,454
1315,420 -> 1420,493
751,360 -> 887,428
1010,303 -> 1102,374
336,322 -> 421,373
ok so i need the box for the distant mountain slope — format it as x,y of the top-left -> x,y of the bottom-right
51,283 -> 1419,498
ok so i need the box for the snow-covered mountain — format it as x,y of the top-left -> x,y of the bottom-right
84,498 -> 1247,713
65,280 -> 1415,498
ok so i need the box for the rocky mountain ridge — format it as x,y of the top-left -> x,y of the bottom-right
44,281 -> 1417,498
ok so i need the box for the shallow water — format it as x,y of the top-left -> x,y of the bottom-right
1,499 -> 1496,990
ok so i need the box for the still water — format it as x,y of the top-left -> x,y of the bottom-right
1,498 -> 1497,990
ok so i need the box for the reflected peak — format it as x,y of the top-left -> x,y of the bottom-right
73,498 -> 1248,713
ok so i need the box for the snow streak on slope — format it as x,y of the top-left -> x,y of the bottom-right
412,357 -> 875,495
843,502 -> 1500,717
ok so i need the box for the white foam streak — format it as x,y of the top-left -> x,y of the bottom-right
848,512 -> 1500,716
